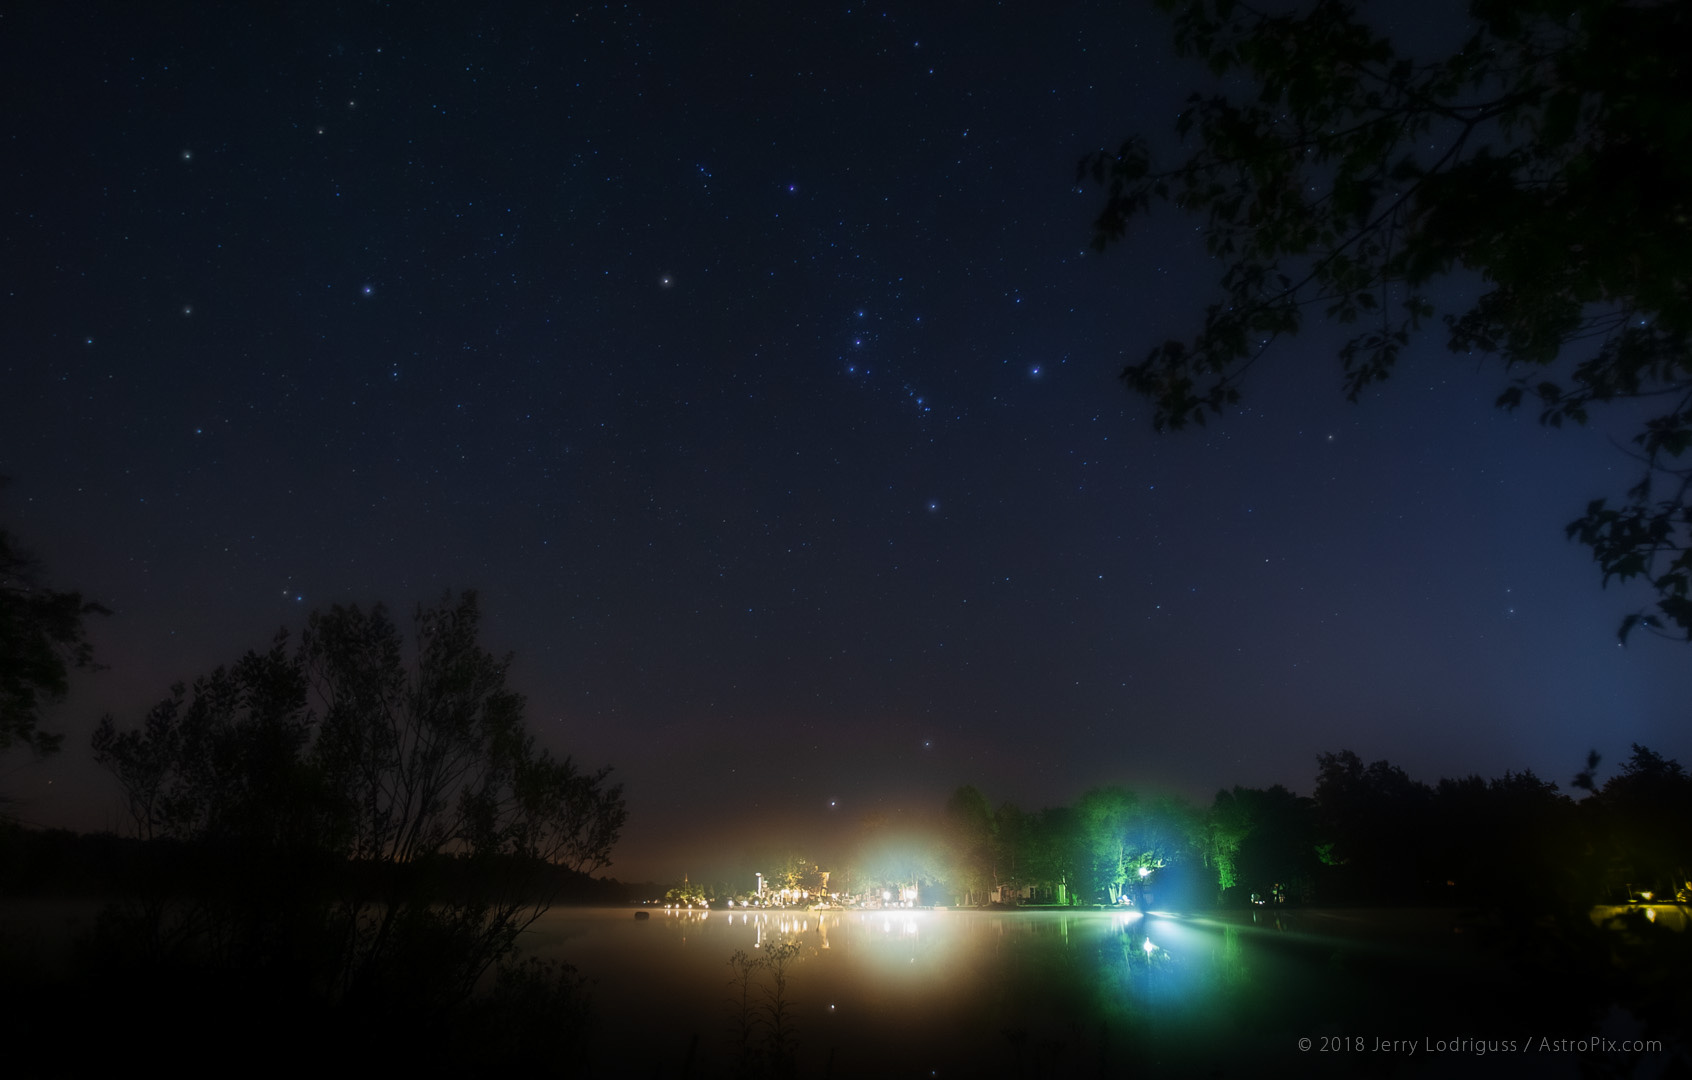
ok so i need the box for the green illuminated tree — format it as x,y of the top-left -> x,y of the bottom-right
1204,789 -> 1255,895
1084,0 -> 1692,641
1076,786 -> 1139,903
1209,784 -> 1321,905
1120,795 -> 1204,907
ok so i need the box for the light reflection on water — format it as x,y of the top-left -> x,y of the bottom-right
521,906 -> 1500,1077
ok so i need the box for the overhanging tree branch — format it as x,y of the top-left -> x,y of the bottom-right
1086,0 -> 1692,641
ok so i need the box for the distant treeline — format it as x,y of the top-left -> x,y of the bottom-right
921,746 -> 1692,912
0,827 -> 641,905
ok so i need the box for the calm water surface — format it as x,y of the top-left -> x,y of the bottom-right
525,907 -> 1564,1078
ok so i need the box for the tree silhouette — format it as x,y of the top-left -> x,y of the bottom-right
1592,744 -> 1692,899
942,784 -> 996,904
1083,0 -> 1692,641
91,590 -> 626,1014
1025,804 -> 1084,905
0,481 -> 108,758
1312,749 -> 1432,901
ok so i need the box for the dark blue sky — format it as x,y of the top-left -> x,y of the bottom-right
5,1 -> 1686,882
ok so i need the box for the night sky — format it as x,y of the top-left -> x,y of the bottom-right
5,2 -> 1688,885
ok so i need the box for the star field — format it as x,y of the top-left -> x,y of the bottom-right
3,2 -> 1688,881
